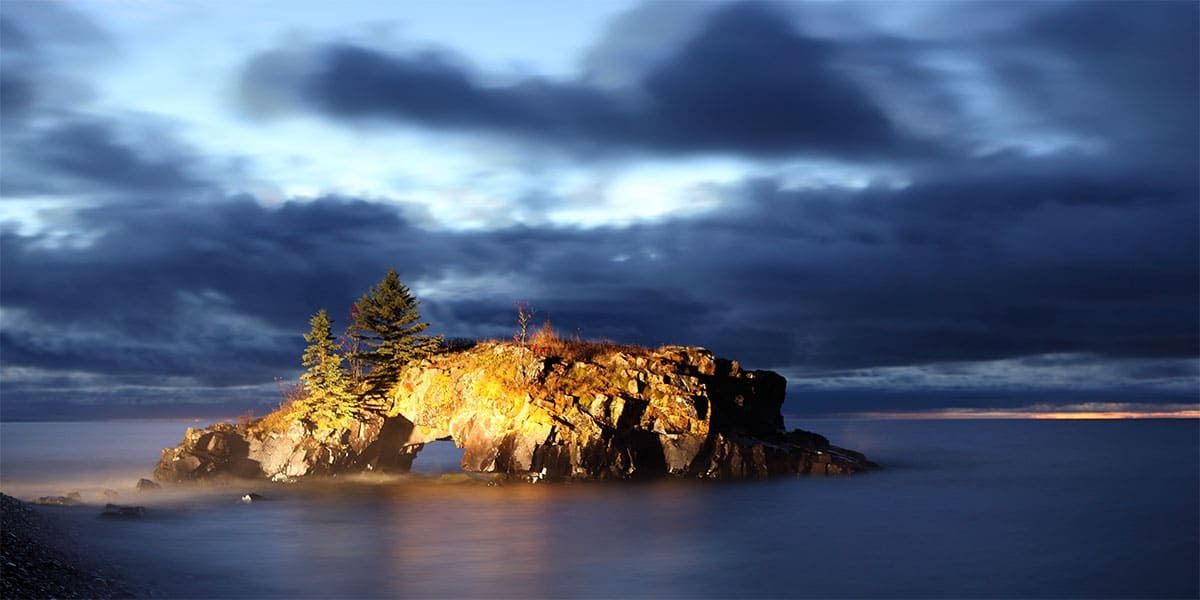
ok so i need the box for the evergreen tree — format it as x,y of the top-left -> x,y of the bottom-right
299,309 -> 357,425
349,269 -> 441,391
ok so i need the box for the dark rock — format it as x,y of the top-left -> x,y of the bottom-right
153,424 -> 261,483
99,504 -> 145,519
240,493 -> 267,503
33,496 -> 82,506
135,478 -> 161,490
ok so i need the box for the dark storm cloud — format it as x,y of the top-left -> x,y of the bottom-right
0,17 -> 40,120
4,117 -> 208,195
0,17 -> 30,49
2,195 -> 409,333
3,146 -> 1195,406
0,3 -> 112,111
0,195 -> 417,389
237,0 -> 1200,164
1006,0 -> 1199,151
475,151 -> 1195,374
240,2 -> 903,157
0,2 -> 110,49
0,71 -> 34,119
725,176 -> 1198,369
638,2 -> 895,155
304,44 -> 634,142
0,6 -> 203,196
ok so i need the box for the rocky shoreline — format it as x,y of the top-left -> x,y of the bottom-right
0,493 -> 136,599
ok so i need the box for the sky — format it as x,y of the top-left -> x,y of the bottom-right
0,0 -> 1197,419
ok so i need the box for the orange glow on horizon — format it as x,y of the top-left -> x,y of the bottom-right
850,409 -> 1200,420
1029,411 -> 1200,420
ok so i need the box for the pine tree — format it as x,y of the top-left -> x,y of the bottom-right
299,309 -> 357,426
349,269 -> 442,392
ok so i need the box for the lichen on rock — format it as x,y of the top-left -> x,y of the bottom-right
153,342 -> 875,483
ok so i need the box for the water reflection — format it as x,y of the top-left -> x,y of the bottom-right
385,484 -> 543,596
3,420 -> 1196,598
376,481 -> 715,597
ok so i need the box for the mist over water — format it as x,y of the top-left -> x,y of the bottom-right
0,421 -> 190,499
2,418 -> 1196,598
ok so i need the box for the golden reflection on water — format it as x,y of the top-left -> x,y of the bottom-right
380,480 -> 707,597
385,483 -> 551,597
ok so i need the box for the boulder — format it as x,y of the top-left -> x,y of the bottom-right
135,478 -> 161,491
99,504 -> 145,519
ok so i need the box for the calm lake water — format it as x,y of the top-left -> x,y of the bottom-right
1,418 -> 1197,598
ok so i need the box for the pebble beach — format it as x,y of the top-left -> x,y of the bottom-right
1,493 -> 135,599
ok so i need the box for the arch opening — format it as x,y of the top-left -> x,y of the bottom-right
408,437 -> 465,475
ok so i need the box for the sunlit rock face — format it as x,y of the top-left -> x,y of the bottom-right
153,343 -> 874,483
385,343 -> 872,479
153,413 -> 422,483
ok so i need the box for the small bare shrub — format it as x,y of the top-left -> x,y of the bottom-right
513,301 -> 535,346
527,323 -> 651,363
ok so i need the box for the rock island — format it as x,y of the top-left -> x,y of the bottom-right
153,270 -> 875,483
156,342 -> 874,482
